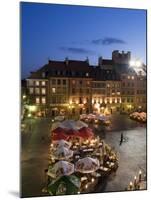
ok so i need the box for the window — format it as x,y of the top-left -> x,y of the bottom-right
117,98 -> 120,103
36,97 -> 40,104
28,80 -> 34,86
72,88 -> 75,94
122,98 -> 125,103
52,79 -> 56,85
86,73 -> 89,77
63,79 -> 66,85
57,79 -> 61,85
107,84 -> 110,88
86,89 -> 89,94
41,88 -> 46,95
72,80 -> 76,84
35,88 -> 40,94
117,91 -> 120,95
79,97 -> 82,104
29,88 -> 34,94
42,72 -> 46,78
35,81 -> 40,86
131,76 -> 134,80
42,97 -> 46,104
79,80 -> 82,85
52,88 -> 56,93
122,82 -> 125,87
79,88 -> 82,94
52,97 -> 56,104
42,81 -> 46,86
127,76 -> 130,79
87,81 -> 90,85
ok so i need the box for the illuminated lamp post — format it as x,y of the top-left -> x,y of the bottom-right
130,60 -> 142,68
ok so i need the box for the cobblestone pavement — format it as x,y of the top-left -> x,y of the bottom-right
21,114 -> 147,197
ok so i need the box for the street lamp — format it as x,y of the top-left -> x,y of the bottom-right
23,95 -> 26,99
28,105 -> 37,112
129,60 -> 142,68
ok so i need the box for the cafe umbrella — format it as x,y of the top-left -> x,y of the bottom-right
48,175 -> 81,195
75,157 -> 100,173
53,146 -> 73,160
47,160 -> 74,178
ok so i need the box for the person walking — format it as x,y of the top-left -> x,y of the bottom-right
119,132 -> 124,145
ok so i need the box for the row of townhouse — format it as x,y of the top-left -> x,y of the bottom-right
24,50 -> 146,116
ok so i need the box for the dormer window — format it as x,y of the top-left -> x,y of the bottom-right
42,72 -> 46,78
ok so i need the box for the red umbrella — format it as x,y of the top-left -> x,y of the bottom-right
77,127 -> 94,139
52,127 -> 67,134
52,127 -> 69,141
66,129 -> 79,136
52,133 -> 69,141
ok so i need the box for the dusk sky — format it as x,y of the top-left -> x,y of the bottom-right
21,2 -> 146,78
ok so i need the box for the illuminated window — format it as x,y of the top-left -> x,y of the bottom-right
35,88 -> 40,94
42,97 -> 46,104
41,88 -> 46,94
29,88 -> 34,94
35,81 -> 40,86
28,80 -> 34,86
107,84 -> 110,88
131,76 -> 134,80
127,76 -> 130,79
86,73 -> 89,77
42,81 -> 46,86
72,80 -> 75,84
117,92 -> 120,95
36,97 -> 40,104
52,88 -> 56,93
87,81 -> 90,85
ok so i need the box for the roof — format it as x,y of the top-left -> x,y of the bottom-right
28,60 -> 92,79
102,59 -> 113,65
91,67 -> 121,81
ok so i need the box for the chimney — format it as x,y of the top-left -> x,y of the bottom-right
127,51 -> 131,60
98,56 -> 102,67
65,57 -> 69,65
86,57 -> 89,64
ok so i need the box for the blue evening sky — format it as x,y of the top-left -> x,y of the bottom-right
21,2 -> 146,78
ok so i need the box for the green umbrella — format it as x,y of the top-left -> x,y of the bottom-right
48,175 -> 81,195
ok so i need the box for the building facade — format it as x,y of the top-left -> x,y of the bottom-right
25,51 -> 146,117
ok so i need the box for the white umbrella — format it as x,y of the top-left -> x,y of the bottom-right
59,120 -> 88,130
75,120 -> 88,129
47,161 -> 74,178
51,122 -> 62,131
75,157 -> 100,173
53,139 -> 71,148
54,116 -> 65,121
87,114 -> 96,119
53,146 -> 73,160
